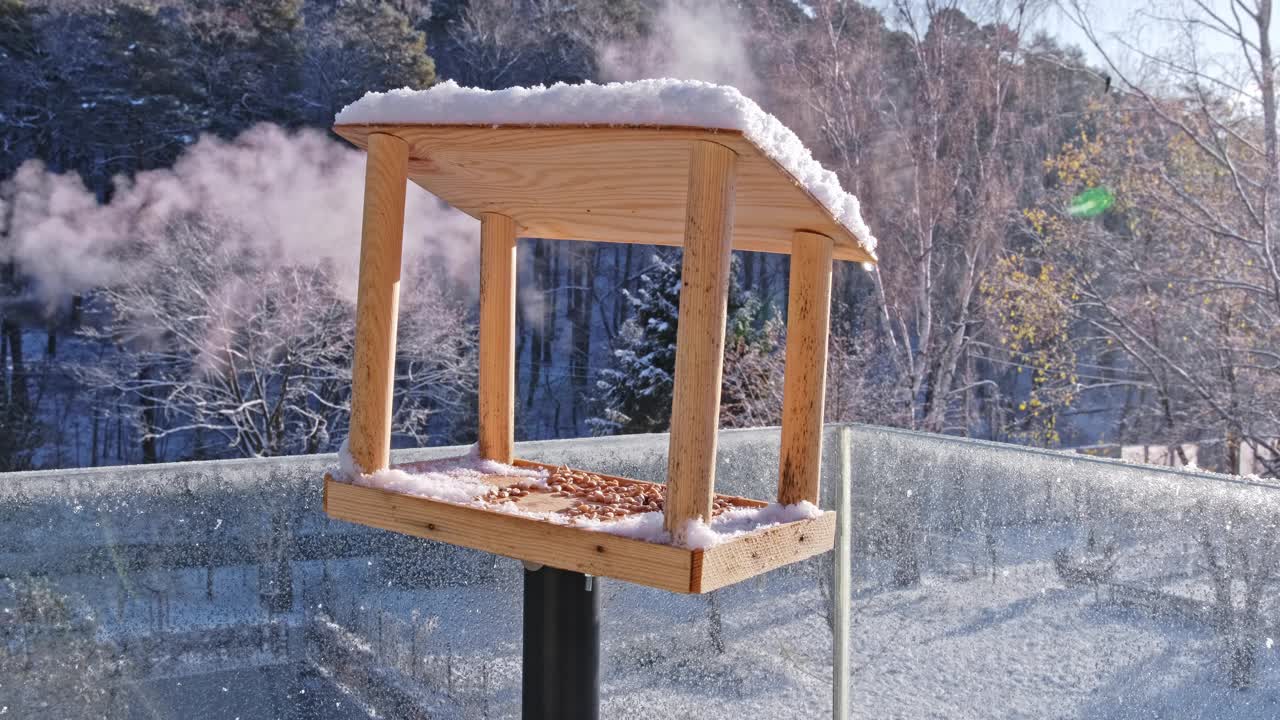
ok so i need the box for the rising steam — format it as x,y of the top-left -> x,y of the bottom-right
598,0 -> 761,96
4,2 -> 765,315
1,124 -> 478,310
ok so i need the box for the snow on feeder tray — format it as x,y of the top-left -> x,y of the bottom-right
323,79 -> 878,594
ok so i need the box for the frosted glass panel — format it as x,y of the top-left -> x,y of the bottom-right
1,426 -> 1276,718
840,425 -> 1280,719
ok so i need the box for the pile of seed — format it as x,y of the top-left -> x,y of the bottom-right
487,484 -> 533,502
545,466 -> 662,520
547,467 -> 739,522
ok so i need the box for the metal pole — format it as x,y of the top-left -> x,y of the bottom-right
522,565 -> 600,720
833,426 -> 853,719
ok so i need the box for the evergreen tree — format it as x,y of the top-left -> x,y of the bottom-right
301,0 -> 437,123
720,293 -> 786,428
590,251 -> 682,435
0,401 -> 39,471
0,0 -> 36,58
187,0 -> 308,132
342,0 -> 436,90
0,0 -> 41,180
590,251 -> 772,435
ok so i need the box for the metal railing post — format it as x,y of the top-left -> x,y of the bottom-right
833,425 -> 853,719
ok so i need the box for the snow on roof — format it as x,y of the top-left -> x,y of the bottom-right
336,79 -> 877,258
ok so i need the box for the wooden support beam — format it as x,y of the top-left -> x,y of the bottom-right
777,231 -> 834,505
478,212 -> 518,463
348,133 -> 409,474
664,141 -> 738,542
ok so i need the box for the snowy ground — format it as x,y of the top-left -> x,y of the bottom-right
121,663 -> 371,720
26,538 -> 1277,719
594,541 -> 1280,720
4,523 -> 1278,719
839,566 -> 1280,720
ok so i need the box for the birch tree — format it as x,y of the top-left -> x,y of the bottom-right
757,0 -> 1079,435
1034,0 -> 1280,471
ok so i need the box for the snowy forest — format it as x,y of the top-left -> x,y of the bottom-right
1,0 -> 1278,476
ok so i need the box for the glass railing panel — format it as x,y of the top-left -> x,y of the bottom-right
839,424 -> 1280,718
2,426 -> 1276,718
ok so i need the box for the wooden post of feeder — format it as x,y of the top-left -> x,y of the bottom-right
664,141 -> 737,541
348,133 -> 409,474
478,212 -> 518,463
778,231 -> 834,505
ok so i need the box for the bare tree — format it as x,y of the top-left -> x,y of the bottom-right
1032,0 -> 1280,468
756,0 -> 1070,436
1194,499 -> 1279,688
77,221 -> 475,461
0,576 -> 132,719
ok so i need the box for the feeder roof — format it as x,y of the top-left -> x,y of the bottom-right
334,80 -> 877,264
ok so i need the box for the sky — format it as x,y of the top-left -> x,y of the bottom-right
864,0 -> 1273,86
1041,0 -> 1271,80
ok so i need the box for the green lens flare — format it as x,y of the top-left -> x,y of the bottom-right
1067,186 -> 1115,217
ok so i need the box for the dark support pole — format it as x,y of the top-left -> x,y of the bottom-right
522,565 -> 600,720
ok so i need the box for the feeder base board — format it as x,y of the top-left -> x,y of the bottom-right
322,461 -> 835,594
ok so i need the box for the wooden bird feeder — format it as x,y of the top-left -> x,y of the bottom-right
322,116 -> 876,594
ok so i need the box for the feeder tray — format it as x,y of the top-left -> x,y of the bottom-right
325,102 -> 873,594
323,461 -> 835,594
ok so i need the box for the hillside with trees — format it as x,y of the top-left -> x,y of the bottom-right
0,0 -> 1276,477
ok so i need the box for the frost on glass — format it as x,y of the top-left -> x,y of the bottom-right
0,451 -> 524,720
843,425 -> 1280,719
1,427 -> 1277,719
